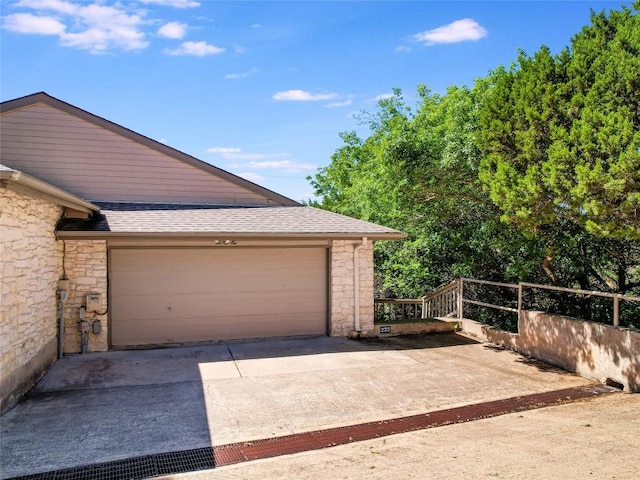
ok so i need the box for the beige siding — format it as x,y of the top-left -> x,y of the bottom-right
1,104 -> 272,204
110,247 -> 327,346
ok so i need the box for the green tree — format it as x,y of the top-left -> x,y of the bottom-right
309,86 -> 544,298
478,3 -> 640,239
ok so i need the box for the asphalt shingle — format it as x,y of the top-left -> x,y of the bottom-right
56,202 -> 405,239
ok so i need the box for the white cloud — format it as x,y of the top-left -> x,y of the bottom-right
395,45 -> 411,53
224,67 -> 259,80
5,0 -> 149,52
246,160 -> 317,172
15,0 -> 77,15
273,90 -> 339,102
209,148 -> 315,172
227,153 -> 287,161
3,13 -> 65,35
373,93 -> 394,101
157,21 -> 187,39
237,172 -> 265,183
325,99 -> 352,108
208,147 -> 289,161
139,0 -> 200,8
207,146 -> 241,154
166,40 -> 224,56
413,18 -> 487,45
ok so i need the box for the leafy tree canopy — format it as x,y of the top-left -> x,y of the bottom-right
478,3 -> 640,239
308,3 -> 640,326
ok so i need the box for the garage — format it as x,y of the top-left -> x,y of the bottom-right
110,247 -> 328,347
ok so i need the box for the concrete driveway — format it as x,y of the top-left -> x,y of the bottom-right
1,333 -> 593,478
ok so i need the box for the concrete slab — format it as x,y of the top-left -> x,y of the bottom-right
34,344 -> 234,391
1,334 -> 594,479
165,393 -> 640,480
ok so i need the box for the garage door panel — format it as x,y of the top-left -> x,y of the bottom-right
118,311 -> 327,345
111,247 -> 327,347
114,290 -> 327,321
112,270 -> 325,296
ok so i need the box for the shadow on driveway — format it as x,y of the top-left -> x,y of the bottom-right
0,333 -> 588,479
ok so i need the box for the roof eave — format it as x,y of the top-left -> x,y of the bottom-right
1,169 -> 100,213
55,231 -> 407,241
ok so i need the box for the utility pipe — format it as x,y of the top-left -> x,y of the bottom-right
57,289 -> 68,359
353,237 -> 368,333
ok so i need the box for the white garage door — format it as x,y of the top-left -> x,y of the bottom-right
110,247 -> 327,347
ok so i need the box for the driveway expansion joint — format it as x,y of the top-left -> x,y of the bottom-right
5,384 -> 616,480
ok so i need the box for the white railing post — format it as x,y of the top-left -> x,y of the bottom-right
517,283 -> 523,320
613,296 -> 620,327
458,278 -> 464,320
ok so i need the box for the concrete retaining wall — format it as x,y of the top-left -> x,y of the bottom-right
375,320 -> 456,338
460,311 -> 640,392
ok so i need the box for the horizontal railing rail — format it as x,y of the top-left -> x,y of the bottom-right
374,298 -> 423,322
378,278 -> 639,329
516,282 -> 640,328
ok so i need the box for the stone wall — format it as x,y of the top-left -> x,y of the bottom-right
330,240 -> 375,337
63,240 -> 108,353
0,189 -> 63,412
376,319 -> 456,337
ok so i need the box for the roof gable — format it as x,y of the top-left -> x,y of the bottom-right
0,93 -> 298,206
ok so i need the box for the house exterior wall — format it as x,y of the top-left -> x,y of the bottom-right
63,240 -> 109,353
330,240 -> 375,337
0,189 -> 63,413
1,103 -> 273,205
61,239 -> 375,348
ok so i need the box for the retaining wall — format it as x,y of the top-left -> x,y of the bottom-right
460,311 -> 639,392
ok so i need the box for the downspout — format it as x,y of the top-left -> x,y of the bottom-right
353,237 -> 368,333
57,289 -> 67,359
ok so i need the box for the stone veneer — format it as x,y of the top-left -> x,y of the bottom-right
0,189 -> 63,412
330,240 -> 375,337
63,240 -> 108,353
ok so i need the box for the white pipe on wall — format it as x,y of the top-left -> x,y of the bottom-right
353,237 -> 368,332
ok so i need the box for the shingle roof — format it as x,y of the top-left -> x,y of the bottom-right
56,203 -> 406,240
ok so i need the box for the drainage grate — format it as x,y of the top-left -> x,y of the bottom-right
8,384 -> 615,480
213,384 -> 616,467
9,447 -> 215,480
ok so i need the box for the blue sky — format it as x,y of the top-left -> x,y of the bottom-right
1,0 -> 629,201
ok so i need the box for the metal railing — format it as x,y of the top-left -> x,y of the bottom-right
421,280 -> 459,319
376,278 -> 640,328
516,282 -> 640,328
374,298 -> 422,322
461,278 -> 640,328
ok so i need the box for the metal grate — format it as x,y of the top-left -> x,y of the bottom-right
8,384 -> 615,480
9,447 -> 215,480
213,384 -> 616,467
